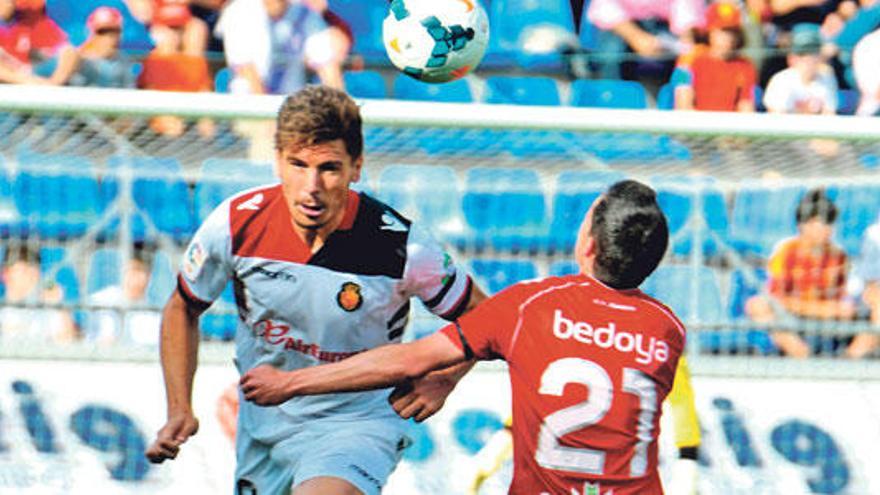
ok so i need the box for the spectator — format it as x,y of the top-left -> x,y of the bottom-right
86,246 -> 161,346
853,27 -> 880,115
745,189 -> 861,358
764,23 -> 839,114
586,0 -> 704,80
137,19 -> 212,137
0,0 -> 12,25
0,0 -> 78,85
673,2 -> 757,112
125,0 -> 209,56
846,214 -> 880,357
71,7 -> 137,89
215,0 -> 346,94
747,0 -> 845,86
0,244 -> 78,344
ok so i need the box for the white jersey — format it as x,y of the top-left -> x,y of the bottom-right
178,185 -> 474,442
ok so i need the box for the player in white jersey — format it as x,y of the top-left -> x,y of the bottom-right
145,86 -> 486,495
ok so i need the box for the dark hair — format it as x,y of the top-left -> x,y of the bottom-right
3,244 -> 41,267
275,85 -> 363,159
130,241 -> 155,269
590,180 -> 669,289
795,188 -> 837,225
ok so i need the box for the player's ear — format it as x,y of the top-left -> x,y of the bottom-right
350,155 -> 364,183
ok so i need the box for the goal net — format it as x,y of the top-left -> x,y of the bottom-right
0,85 -> 877,494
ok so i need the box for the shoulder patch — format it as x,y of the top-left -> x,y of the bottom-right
182,241 -> 207,281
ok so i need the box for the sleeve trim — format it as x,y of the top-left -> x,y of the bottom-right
440,276 -> 473,321
177,274 -> 212,313
424,272 -> 457,310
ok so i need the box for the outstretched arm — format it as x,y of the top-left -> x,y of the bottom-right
145,289 -> 206,463
390,284 -> 488,421
240,332 -> 467,406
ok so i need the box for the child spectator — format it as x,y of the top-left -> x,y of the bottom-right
72,7 -> 137,89
745,189 -> 867,358
86,246 -> 161,346
0,244 -> 78,344
764,23 -> 839,114
0,0 -> 78,85
137,19 -> 212,137
125,0 -> 209,55
674,2 -> 757,112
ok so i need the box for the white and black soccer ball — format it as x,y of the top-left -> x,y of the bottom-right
383,0 -> 489,83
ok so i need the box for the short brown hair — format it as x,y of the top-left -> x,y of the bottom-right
275,85 -> 363,159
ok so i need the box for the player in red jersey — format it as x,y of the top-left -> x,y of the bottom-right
241,179 -> 683,494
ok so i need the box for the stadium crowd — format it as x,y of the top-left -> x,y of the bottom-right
1,0 -> 879,361
0,0 -> 879,114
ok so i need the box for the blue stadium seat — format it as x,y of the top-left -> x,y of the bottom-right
578,0 -> 599,51
657,83 -> 675,110
549,260 -> 579,277
470,259 -> 538,295
375,164 -> 466,243
570,79 -> 648,109
344,71 -> 387,99
201,313 -> 237,341
640,264 -> 738,354
826,184 -> 880,256
214,67 -> 231,93
14,151 -> 102,239
484,76 -> 561,106
653,176 -> 730,257
486,0 -> 576,70
462,167 -> 548,252
86,248 -> 121,295
195,158 -> 275,221
40,246 -> 81,304
46,0 -> 153,51
726,267 -> 778,355
0,156 -> 16,236
328,0 -> 388,63
548,169 -> 624,252
572,132 -> 691,163
837,89 -> 859,115
393,73 -> 473,102
146,250 -> 175,306
105,156 -> 195,242
729,184 -> 805,257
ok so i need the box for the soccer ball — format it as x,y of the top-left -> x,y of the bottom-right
383,0 -> 489,83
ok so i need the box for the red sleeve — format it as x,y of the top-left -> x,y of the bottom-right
440,283 -> 533,360
34,18 -> 69,53
739,61 -> 757,104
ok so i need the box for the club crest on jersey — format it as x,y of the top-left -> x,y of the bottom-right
337,282 -> 363,312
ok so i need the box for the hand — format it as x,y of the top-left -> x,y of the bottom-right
629,31 -> 663,58
388,371 -> 456,422
240,365 -> 294,406
145,411 -> 199,464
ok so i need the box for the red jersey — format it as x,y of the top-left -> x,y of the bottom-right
0,13 -> 68,65
768,236 -> 848,303
677,47 -> 756,111
442,274 -> 686,495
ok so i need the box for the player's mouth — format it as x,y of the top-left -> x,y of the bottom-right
297,202 -> 326,219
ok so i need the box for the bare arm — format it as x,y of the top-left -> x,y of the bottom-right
240,331 -> 466,405
48,45 -> 79,85
145,289 -> 206,463
612,20 -> 662,57
235,64 -> 265,94
387,284 -> 488,421
124,0 -> 154,24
